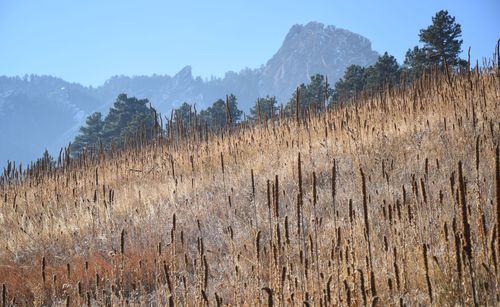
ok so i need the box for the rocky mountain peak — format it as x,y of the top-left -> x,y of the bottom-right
259,22 -> 378,101
173,66 -> 193,81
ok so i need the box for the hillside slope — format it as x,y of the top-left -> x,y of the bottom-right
0,67 -> 499,305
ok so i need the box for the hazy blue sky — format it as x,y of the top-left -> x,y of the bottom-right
1,0 -> 498,86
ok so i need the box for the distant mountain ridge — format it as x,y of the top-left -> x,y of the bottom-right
0,22 -> 379,167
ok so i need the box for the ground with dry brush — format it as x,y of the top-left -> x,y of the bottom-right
1,67 -> 499,306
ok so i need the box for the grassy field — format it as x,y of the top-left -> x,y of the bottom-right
1,65 -> 499,306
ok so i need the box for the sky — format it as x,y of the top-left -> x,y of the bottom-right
0,0 -> 498,87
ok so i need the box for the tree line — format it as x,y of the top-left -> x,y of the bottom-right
70,10 -> 466,157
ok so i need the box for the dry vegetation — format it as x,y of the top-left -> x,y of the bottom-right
0,62 -> 499,306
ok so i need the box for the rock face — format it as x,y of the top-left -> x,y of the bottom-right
0,22 -> 379,167
259,22 -> 379,101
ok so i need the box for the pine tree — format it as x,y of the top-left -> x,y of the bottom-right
173,102 -> 193,130
101,94 -> 154,145
225,94 -> 243,125
333,53 -> 400,102
286,74 -> 333,114
121,110 -> 156,142
365,52 -> 401,92
34,149 -> 55,171
405,10 -> 465,77
72,112 -> 104,156
420,10 -> 463,66
332,65 -> 367,102
403,46 -> 428,77
249,96 -> 278,121
199,94 -> 242,130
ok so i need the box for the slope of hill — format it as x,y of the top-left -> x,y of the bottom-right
0,65 -> 498,305
0,22 -> 378,167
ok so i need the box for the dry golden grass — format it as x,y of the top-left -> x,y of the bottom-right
0,65 -> 499,306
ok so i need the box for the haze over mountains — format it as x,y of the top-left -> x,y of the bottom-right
0,22 -> 379,167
